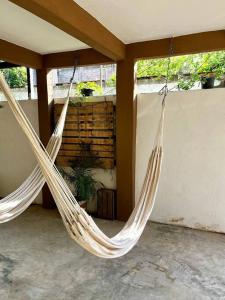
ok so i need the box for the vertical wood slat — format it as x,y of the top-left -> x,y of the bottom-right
97,189 -> 116,220
55,101 -> 116,169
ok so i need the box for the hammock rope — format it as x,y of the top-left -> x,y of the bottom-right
0,63 -> 77,223
0,59 -> 167,257
0,36 -> 177,258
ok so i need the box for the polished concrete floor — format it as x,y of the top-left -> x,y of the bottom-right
1,206 -> 225,300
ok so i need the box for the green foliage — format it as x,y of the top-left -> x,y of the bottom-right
137,55 -> 197,80
177,77 -> 196,90
137,51 -> 225,90
66,167 -> 96,202
106,74 -> 116,87
75,81 -> 103,96
198,52 -> 225,78
60,143 -> 103,202
0,67 -> 27,88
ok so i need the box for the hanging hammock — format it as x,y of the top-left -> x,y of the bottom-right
0,74 -> 74,223
0,73 -> 165,258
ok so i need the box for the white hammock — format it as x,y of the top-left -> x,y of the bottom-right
0,73 -> 165,258
0,83 -> 71,223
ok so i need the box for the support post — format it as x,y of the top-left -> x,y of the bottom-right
36,68 -> 55,209
116,57 -> 136,221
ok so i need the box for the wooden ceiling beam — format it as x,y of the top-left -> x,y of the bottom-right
43,48 -> 112,69
127,30 -> 225,60
43,30 -> 225,68
1,30 -> 222,70
9,0 -> 125,61
0,39 -> 42,69
0,62 -> 19,69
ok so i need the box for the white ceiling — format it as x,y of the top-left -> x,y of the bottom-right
0,0 -> 224,55
75,0 -> 225,43
0,0 -> 88,54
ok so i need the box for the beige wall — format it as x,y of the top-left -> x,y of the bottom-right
0,100 -> 42,203
136,88 -> 225,233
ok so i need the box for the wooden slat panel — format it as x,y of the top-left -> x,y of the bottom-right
63,130 -> 113,138
64,121 -> 113,130
55,101 -> 115,169
61,144 -> 114,151
62,137 -> 114,145
55,102 -> 113,114
68,106 -> 112,114
59,150 -> 114,158
56,157 -> 114,169
56,101 -> 113,109
56,114 -> 114,122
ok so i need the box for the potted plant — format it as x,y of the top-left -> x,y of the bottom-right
199,52 -> 225,89
75,82 -> 103,97
81,88 -> 94,97
64,166 -> 99,209
60,142 -> 103,210
200,70 -> 216,89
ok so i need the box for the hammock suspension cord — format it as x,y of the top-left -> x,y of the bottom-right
0,62 -> 78,223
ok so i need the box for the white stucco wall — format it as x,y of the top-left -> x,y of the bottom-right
0,100 -> 42,203
136,88 -> 225,233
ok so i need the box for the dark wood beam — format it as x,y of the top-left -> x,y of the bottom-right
0,62 -> 19,69
116,58 -> 136,221
9,0 -> 125,61
36,68 -> 55,209
0,39 -> 42,69
44,48 -> 112,69
42,30 -> 225,70
127,30 -> 225,60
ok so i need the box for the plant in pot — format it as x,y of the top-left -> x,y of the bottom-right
75,82 -> 103,97
60,143 -> 104,211
199,52 -> 225,89
200,67 -> 216,89
177,52 -> 225,90
63,166 -> 98,209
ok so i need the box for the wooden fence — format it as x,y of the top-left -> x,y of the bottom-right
55,101 -> 116,169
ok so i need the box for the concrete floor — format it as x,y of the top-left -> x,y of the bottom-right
1,207 -> 225,300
